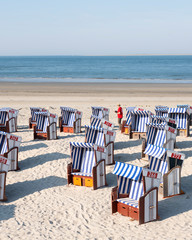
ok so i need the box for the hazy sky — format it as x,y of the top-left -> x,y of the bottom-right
0,0 -> 192,55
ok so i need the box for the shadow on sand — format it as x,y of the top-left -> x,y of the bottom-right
19,152 -> 70,170
0,204 -> 16,221
20,142 -> 48,152
6,176 -> 67,202
115,139 -> 142,150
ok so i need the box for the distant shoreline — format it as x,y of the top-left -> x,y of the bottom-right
1,81 -> 192,97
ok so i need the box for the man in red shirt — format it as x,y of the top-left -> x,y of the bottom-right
116,104 -> 123,130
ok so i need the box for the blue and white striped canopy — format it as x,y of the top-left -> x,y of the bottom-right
177,104 -> 189,109
144,144 -> 166,159
168,108 -> 187,114
113,162 -> 142,181
90,115 -> 102,128
85,125 -> 105,146
60,107 -> 76,113
70,142 -> 94,148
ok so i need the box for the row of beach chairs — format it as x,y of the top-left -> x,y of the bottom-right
0,105 -> 189,225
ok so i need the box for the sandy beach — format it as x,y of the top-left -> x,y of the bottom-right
0,82 -> 192,240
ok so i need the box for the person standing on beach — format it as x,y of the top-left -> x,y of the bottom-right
116,104 -> 123,130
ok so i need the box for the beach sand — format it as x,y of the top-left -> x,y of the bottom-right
0,82 -> 192,240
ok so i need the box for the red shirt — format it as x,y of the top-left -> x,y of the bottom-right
117,107 -> 123,119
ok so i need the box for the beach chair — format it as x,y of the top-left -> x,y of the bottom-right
85,125 -> 116,165
121,108 -> 152,139
67,143 -> 107,190
34,112 -> 57,140
0,155 -> 10,201
0,131 -> 22,171
168,107 -> 190,137
59,107 -> 82,133
141,118 -> 177,159
177,104 -> 192,126
91,106 -> 109,120
155,106 -> 169,117
0,108 -> 19,133
29,107 -> 48,128
111,162 -> 161,224
90,115 -> 114,130
144,144 -> 185,198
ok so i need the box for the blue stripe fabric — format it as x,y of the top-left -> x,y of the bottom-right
92,107 -> 103,118
177,105 -> 189,109
0,111 -> 7,125
67,113 -> 75,127
117,198 -> 139,208
129,178 -> 143,201
80,149 -> 95,174
71,145 -> 84,169
0,132 -> 8,154
155,106 -> 169,117
35,113 -> 49,132
168,108 -> 187,114
85,125 -> 105,146
30,107 -> 42,121
118,176 -> 132,194
149,155 -> 168,176
144,144 -> 166,159
151,115 -> 167,124
60,107 -> 77,126
70,142 -> 94,148
125,110 -> 151,132
90,115 -> 102,128
70,142 -> 95,176
153,128 -> 166,147
168,110 -> 187,129
113,162 -> 142,180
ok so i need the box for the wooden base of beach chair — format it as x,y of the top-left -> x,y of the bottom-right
117,202 -> 139,220
34,132 -> 48,140
29,118 -> 36,129
132,132 -> 146,140
72,175 -> 93,187
177,129 -> 189,137
62,126 -> 75,133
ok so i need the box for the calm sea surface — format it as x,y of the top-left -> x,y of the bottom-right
0,56 -> 192,83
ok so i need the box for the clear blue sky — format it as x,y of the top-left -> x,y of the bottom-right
0,0 -> 192,55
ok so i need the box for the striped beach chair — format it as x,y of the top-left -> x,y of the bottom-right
144,144 -> 185,198
91,106 -> 109,120
177,104 -> 192,126
0,108 -> 19,133
121,108 -> 152,139
141,118 -> 177,159
155,106 -> 169,117
34,112 -> 57,140
0,155 -> 10,201
90,115 -> 114,130
67,143 -> 107,190
0,131 -> 22,171
168,107 -> 190,137
59,107 -> 82,133
111,162 -> 161,224
85,125 -> 116,165
29,107 -> 48,128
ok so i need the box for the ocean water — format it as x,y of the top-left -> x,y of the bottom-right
0,55 -> 192,83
